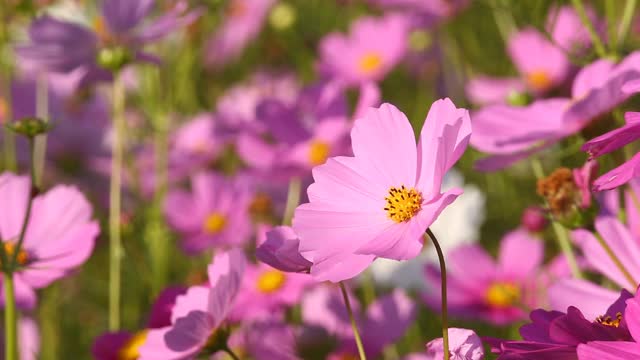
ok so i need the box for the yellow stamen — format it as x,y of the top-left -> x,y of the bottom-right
257,270 -> 286,293
308,140 -> 330,166
358,52 -> 383,74
117,330 -> 148,360
485,282 -> 521,308
2,243 -> 29,266
0,97 -> 7,123
596,312 -> 623,328
93,16 -> 111,43
384,186 -> 423,223
203,213 -> 227,235
526,70 -> 552,92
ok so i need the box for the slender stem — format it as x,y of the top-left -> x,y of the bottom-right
149,109 -> 169,294
491,0 -> 516,44
108,72 -> 126,331
223,347 -> 240,360
0,17 -> 15,172
594,233 -> 637,289
282,177 -> 301,225
32,74 -> 48,188
339,282 -> 367,360
604,0 -> 617,50
617,0 -> 637,50
3,273 -> 17,360
425,229 -> 450,360
551,222 -> 583,279
12,139 -> 37,267
571,0 -> 607,57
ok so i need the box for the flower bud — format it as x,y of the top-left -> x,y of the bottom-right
521,206 -> 548,232
97,47 -> 132,72
6,117 -> 50,138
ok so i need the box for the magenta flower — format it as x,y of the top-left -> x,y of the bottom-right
292,99 -> 471,282
302,285 -> 416,359
228,262 -> 312,321
204,0 -> 275,67
138,249 -> 246,359
490,289 -> 634,360
318,14 -> 410,86
164,172 -> 252,254
0,172 -> 99,309
424,328 -> 484,360
92,286 -> 187,360
256,226 -> 312,273
577,290 -> 640,359
423,230 -> 551,325
582,112 -> 640,190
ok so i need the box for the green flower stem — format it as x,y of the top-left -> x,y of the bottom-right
571,0 -> 607,57
3,272 -> 17,360
222,347 -> 241,360
282,177 -> 301,225
617,0 -> 638,50
426,229 -> 450,360
32,74 -> 48,188
109,72 -> 126,331
339,282 -> 367,360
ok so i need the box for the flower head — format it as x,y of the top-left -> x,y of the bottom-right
293,99 -> 471,282
0,172 -> 99,309
164,172 -> 252,254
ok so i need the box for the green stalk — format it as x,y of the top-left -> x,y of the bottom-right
339,282 -> 367,360
32,74 -> 48,188
108,72 -> 126,331
426,229 -> 450,360
617,0 -> 638,51
3,273 -> 17,360
282,177 -> 301,225
149,109 -> 169,294
571,0 -> 608,57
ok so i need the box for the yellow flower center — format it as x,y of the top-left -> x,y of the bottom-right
526,70 -> 552,92
485,282 -> 521,308
358,52 -> 383,74
1,243 -> 29,266
203,213 -> 227,235
384,186 -> 423,223
117,330 -> 148,360
596,312 -> 623,328
257,270 -> 286,293
308,140 -> 330,166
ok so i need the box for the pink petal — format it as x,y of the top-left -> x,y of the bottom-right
548,278 -> 619,320
497,230 -> 544,279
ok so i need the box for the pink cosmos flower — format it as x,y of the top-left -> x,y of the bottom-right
550,216 -> 640,320
293,99 -> 471,282
423,328 -> 484,360
237,80 -> 351,177
423,230 -> 558,325
302,285 -> 416,359
204,0 -> 275,67
228,262 -> 312,321
318,14 -> 410,86
92,286 -> 187,360
472,50 -> 640,170
164,172 -> 252,254
256,226 -> 312,273
138,249 -> 245,359
0,172 -> 99,309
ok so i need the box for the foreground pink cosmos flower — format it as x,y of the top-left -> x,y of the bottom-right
292,99 -> 471,282
0,172 -> 99,309
139,249 -> 245,359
